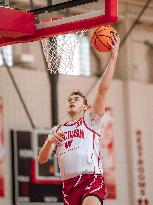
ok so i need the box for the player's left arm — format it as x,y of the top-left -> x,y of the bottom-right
93,34 -> 120,116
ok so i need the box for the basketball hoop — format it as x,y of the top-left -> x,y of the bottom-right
41,30 -> 87,74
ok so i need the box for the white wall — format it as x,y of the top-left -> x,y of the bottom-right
0,68 -> 51,205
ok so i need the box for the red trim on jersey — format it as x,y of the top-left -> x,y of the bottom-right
93,133 -> 95,149
98,150 -> 101,167
63,118 -> 83,126
83,117 -> 100,137
56,125 -> 62,132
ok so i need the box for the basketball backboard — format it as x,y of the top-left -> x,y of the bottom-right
0,0 -> 118,46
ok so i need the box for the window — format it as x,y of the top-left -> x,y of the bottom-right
0,45 -> 13,67
57,34 -> 90,76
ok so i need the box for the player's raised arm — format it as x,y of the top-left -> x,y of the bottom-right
93,34 -> 120,116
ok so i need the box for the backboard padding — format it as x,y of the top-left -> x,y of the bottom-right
0,0 -> 118,46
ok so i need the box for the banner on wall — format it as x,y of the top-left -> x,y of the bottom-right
135,130 -> 150,205
100,107 -> 116,199
0,97 -> 5,196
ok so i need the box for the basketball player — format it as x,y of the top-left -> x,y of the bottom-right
38,34 -> 120,205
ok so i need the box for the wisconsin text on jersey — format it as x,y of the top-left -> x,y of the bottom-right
59,119 -> 84,149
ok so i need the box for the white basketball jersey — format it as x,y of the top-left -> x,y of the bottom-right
50,108 -> 104,180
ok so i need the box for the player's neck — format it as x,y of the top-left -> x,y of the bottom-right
69,112 -> 84,122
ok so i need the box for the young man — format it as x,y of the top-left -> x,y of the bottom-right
38,34 -> 120,205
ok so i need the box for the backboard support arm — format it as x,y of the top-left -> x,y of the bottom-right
29,0 -> 98,15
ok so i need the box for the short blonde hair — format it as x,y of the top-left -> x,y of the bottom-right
68,90 -> 88,106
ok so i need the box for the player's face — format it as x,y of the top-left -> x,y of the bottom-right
67,95 -> 87,115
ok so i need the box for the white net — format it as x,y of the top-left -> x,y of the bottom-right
41,30 -> 87,74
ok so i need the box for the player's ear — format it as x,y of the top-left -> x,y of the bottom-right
83,105 -> 87,112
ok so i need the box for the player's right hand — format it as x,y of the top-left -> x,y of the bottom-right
47,132 -> 65,145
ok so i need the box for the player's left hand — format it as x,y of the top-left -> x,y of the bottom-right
108,34 -> 120,60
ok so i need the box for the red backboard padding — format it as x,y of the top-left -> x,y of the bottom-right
0,7 -> 36,38
0,0 -> 118,46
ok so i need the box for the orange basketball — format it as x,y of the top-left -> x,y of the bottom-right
91,25 -> 118,52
